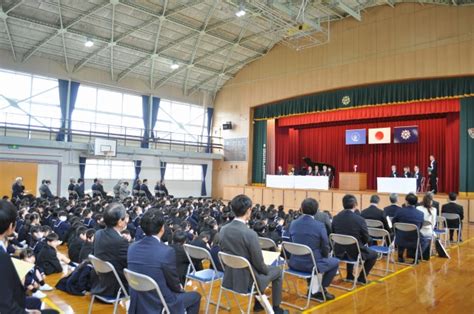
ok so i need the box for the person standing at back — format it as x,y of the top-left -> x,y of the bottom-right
220,195 -> 288,313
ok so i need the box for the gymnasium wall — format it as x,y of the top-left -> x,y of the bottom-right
212,3 -> 474,198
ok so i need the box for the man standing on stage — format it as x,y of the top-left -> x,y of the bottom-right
428,155 -> 438,194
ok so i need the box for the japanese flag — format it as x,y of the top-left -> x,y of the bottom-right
368,127 -> 391,144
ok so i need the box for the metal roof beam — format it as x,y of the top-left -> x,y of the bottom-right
333,0 -> 361,21
57,0 -> 70,72
0,10 -> 17,61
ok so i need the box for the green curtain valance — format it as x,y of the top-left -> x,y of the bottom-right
254,76 -> 474,120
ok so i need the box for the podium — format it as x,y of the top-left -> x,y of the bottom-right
339,172 -> 367,191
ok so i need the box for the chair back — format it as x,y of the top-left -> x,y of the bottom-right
281,241 -> 316,268
124,269 -> 170,314
258,237 -> 277,251
420,177 -> 425,192
393,222 -> 419,233
89,254 -> 129,298
218,252 -> 261,295
183,244 -> 220,273
365,219 -> 384,228
436,216 -> 448,230
367,227 -> 391,245
329,233 -> 363,260
442,213 -> 460,223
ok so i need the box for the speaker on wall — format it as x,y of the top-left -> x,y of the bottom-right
222,122 -> 233,130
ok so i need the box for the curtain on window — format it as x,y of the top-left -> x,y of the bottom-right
56,79 -> 80,141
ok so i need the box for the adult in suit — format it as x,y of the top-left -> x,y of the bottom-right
92,203 -> 129,297
96,179 -> 107,198
306,166 -> 313,176
428,155 -> 438,194
327,167 -> 335,188
39,180 -> 54,199
441,192 -> 464,242
314,209 -> 332,237
276,165 -> 284,175
289,198 -> 338,301
332,195 -> 378,283
392,193 -> 424,263
67,178 -> 76,195
384,193 -> 402,218
314,165 -> 321,176
12,177 -> 25,200
140,179 -> 153,199
74,178 -> 85,198
133,179 -> 142,197
390,165 -> 398,178
119,181 -> 130,201
321,165 -> 329,176
413,166 -> 423,192
361,195 -> 390,232
112,180 -> 122,198
220,195 -> 288,314
91,178 -> 99,196
402,166 -> 412,178
127,208 -> 201,314
154,180 -> 169,198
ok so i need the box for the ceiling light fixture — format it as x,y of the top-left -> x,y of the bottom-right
170,61 -> 180,70
235,3 -> 246,17
84,38 -> 94,47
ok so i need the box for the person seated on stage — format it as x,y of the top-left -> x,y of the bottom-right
74,178 -> 85,199
441,192 -> 464,242
154,180 -> 169,198
140,179 -> 153,199
413,165 -> 423,192
361,195 -> 391,232
314,165 -> 321,176
36,232 -> 73,275
327,167 -> 334,187
119,181 -> 130,200
402,166 -> 412,178
306,166 -> 314,176
127,208 -> 201,314
288,167 -> 295,176
289,198 -> 338,301
12,177 -> 26,200
67,178 -> 76,195
276,165 -> 284,175
332,195 -> 378,284
220,195 -> 288,314
416,194 -> 436,260
392,193 -> 425,263
390,165 -> 398,178
384,193 -> 401,218
39,180 -> 54,200
322,165 -> 328,176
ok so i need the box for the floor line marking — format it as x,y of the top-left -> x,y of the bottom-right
43,297 -> 63,314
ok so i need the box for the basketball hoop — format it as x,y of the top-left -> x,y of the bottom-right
103,150 -> 114,159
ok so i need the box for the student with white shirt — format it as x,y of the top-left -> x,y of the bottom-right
416,194 -> 437,260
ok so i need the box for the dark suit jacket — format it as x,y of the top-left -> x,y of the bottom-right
390,171 -> 398,178
79,242 -> 94,263
74,183 -> 85,198
414,171 -> 423,190
140,184 -> 153,199
220,220 -> 275,293
392,206 -> 424,248
331,209 -> 372,260
170,243 -> 190,285
0,247 -> 26,313
92,227 -> 129,296
441,202 -> 464,228
128,236 -> 184,314
36,244 -> 63,275
39,184 -> 54,199
12,183 -> 24,199
289,215 -> 338,273
403,171 -> 412,178
96,183 -> 107,197
430,160 -> 438,177
361,205 -> 390,231
384,204 -> 401,218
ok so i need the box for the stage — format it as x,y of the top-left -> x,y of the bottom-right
222,185 -> 474,223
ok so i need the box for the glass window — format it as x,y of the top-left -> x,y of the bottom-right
31,77 -> 59,104
75,86 -> 97,110
123,94 -> 142,117
97,89 -> 123,113
0,70 -> 31,100
164,163 -> 202,181
84,159 -> 134,180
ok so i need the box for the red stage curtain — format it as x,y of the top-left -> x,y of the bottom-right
278,99 -> 460,127
275,99 -> 460,193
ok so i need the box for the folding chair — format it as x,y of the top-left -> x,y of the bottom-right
258,237 -> 285,267
88,255 -> 129,314
365,219 -> 384,228
216,252 -> 266,314
367,228 -> 394,276
442,213 -> 462,244
124,268 -> 170,314
280,242 -> 325,310
393,223 -> 423,265
183,244 -> 230,314
419,177 -> 425,193
434,216 -> 449,247
329,234 -> 367,291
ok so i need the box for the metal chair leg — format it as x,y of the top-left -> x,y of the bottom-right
88,295 -> 95,314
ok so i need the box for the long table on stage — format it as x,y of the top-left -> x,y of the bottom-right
266,175 -> 329,190
377,177 -> 417,194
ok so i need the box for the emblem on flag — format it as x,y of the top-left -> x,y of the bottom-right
394,126 -> 418,143
346,129 -> 366,145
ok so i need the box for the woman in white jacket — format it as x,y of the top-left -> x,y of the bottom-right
416,194 -> 437,260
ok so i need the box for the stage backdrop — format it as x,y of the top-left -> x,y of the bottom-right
275,99 -> 460,193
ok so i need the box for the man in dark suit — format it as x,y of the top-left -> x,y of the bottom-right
441,192 -> 464,242
361,195 -> 390,232
402,166 -> 412,178
96,179 -> 107,197
12,177 -> 25,200
384,193 -> 401,218
392,193 -> 425,263
413,165 -> 423,192
128,209 -> 201,314
289,198 -> 338,301
428,155 -> 438,194
74,178 -> 85,198
39,180 -> 54,199
276,165 -> 284,175
305,166 -> 313,176
140,179 -> 153,199
332,194 -> 378,284
67,178 -> 76,195
220,195 -> 288,313
154,180 -> 169,198
92,203 -> 129,297
390,165 -> 398,177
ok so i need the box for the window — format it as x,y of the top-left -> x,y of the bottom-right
84,159 -> 135,180
164,163 -> 202,181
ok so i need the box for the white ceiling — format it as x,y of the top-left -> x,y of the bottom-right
0,0 -> 464,96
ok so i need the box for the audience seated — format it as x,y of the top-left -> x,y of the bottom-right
441,192 -> 464,241
127,208 -> 201,314
79,229 -> 95,263
383,193 -> 402,218
332,194 -> 378,284
170,230 -> 190,285
361,195 -> 391,232
36,232 -> 71,275
288,198 -> 338,301
68,226 -> 87,263
416,194 -> 437,260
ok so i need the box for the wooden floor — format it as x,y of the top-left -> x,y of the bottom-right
42,224 -> 474,314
